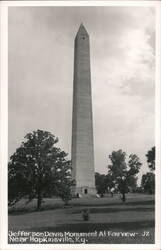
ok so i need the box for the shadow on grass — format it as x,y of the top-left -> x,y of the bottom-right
8,203 -> 63,215
70,206 -> 154,214
8,199 -> 155,216
73,200 -> 155,207
29,220 -> 155,233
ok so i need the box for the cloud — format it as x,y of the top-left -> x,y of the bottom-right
8,6 -> 155,181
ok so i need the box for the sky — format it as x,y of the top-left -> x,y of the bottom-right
8,6 -> 155,183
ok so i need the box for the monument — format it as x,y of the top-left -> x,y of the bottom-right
71,24 -> 96,196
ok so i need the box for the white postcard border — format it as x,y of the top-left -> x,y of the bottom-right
0,1 -> 160,250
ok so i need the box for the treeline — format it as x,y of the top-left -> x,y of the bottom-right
8,129 -> 155,210
95,147 -> 155,199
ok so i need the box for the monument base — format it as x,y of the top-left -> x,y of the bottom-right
72,186 -> 96,197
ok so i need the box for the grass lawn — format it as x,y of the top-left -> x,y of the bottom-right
8,193 -> 155,244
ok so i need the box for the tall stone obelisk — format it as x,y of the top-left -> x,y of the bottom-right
71,24 -> 96,195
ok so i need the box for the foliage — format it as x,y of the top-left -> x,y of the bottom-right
108,150 -> 141,201
8,130 -> 73,210
95,172 -> 114,196
57,177 -> 73,205
95,173 -> 107,196
146,146 -> 155,171
141,172 -> 155,194
135,186 -> 144,193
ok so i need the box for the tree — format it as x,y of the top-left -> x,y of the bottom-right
108,150 -> 141,202
146,146 -> 155,171
142,146 -> 155,194
95,172 -> 114,197
95,172 -> 108,197
57,177 -> 73,205
8,130 -> 73,210
141,172 -> 155,194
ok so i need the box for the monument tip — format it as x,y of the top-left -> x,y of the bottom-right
76,23 -> 89,36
